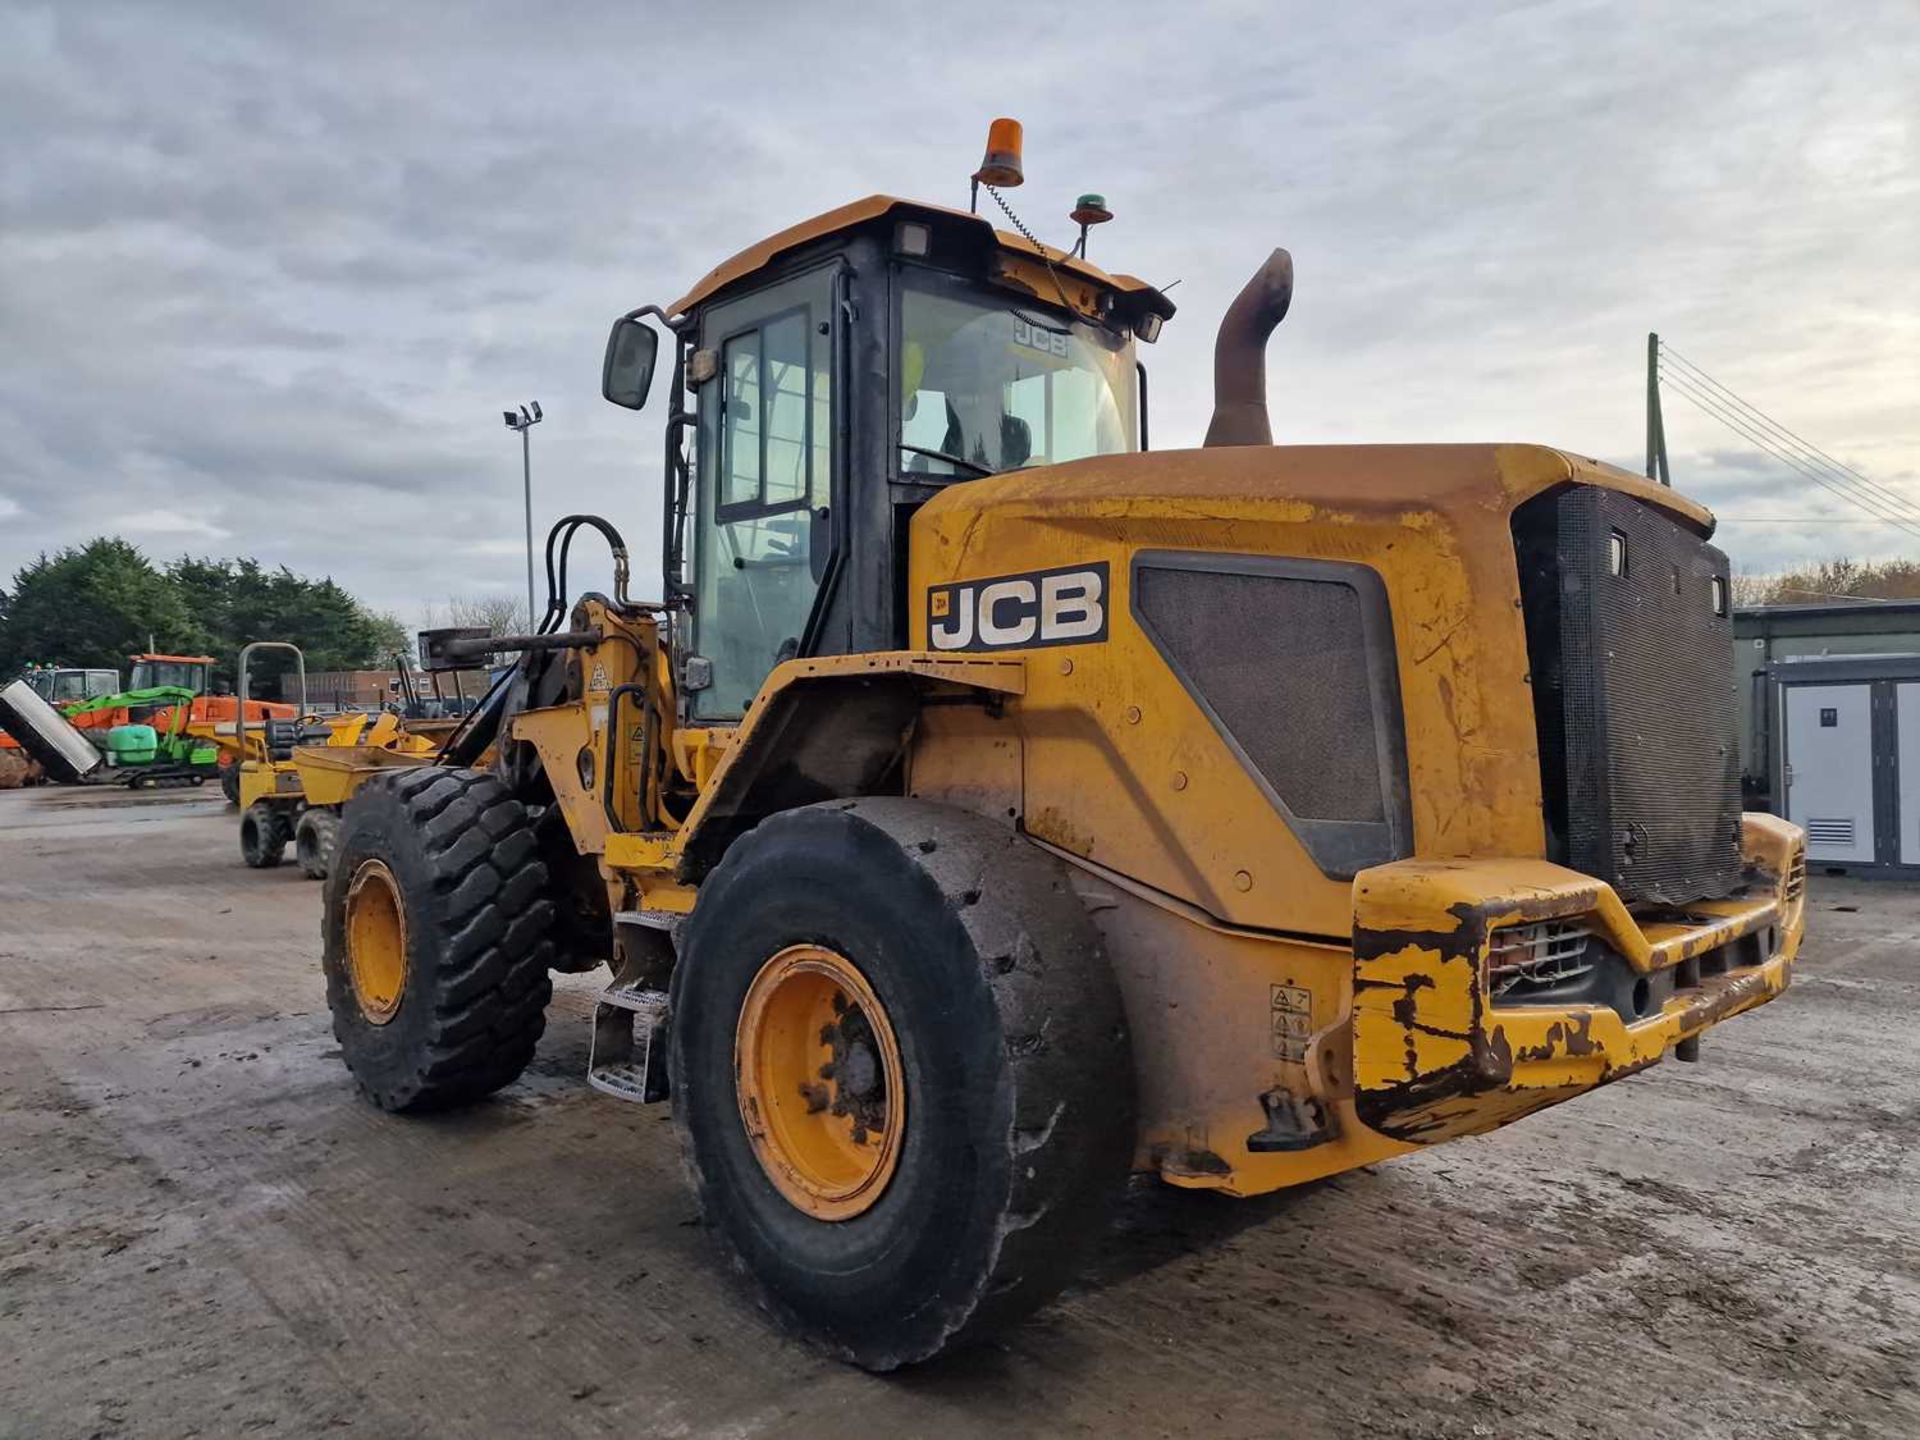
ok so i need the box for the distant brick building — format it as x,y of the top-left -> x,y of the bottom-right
305,670 -> 397,710
295,666 -> 490,713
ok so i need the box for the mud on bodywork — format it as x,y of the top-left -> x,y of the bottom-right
1350,816 -> 1803,1145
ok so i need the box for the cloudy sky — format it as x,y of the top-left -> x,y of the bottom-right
3,0 -> 1915,625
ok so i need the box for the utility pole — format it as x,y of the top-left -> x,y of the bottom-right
1645,333 -> 1670,487
502,402 -> 544,627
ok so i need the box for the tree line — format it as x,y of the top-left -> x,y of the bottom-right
0,538 -> 408,693
1733,557 -> 1920,608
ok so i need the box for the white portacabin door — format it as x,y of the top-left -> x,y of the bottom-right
1783,683 -> 1875,864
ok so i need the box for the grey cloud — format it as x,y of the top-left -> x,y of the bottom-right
2,0 -> 1915,623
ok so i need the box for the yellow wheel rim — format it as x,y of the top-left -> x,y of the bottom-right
344,859 -> 408,1025
734,945 -> 905,1221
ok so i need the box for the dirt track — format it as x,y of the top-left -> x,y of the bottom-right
1,784 -> 1915,1438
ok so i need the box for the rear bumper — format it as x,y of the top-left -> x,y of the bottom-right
1350,813 -> 1804,1144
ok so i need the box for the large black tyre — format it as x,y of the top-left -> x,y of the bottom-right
240,801 -> 292,868
321,768 -> 554,1112
220,764 -> 240,807
294,806 -> 341,881
670,797 -> 1134,1370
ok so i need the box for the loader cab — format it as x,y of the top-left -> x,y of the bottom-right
603,196 -> 1173,721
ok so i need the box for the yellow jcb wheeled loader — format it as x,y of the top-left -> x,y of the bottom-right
321,123 -> 1804,1370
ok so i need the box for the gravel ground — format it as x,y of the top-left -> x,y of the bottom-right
0,784 -> 1914,1439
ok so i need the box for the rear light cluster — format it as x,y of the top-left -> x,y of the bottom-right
1487,920 -> 1594,1000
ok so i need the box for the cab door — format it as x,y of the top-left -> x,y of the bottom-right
687,266 -> 836,719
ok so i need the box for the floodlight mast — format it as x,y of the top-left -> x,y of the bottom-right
503,401 -> 544,628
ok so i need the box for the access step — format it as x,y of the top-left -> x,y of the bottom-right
589,982 -> 670,1103
613,909 -> 683,933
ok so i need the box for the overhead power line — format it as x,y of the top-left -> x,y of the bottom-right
1661,345 -> 1918,519
1657,367 -> 1920,541
1655,343 -> 1920,542
1656,364 -> 1909,524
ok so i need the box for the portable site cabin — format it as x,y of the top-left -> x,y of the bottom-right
1738,599 -> 1920,811
1768,652 -> 1920,876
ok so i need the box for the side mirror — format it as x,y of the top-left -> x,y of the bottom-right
602,317 -> 659,411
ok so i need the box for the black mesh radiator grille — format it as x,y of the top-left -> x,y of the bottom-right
1513,487 -> 1743,904
1132,552 -> 1410,877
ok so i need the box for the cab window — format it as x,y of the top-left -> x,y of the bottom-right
897,276 -> 1135,479
131,660 -> 206,692
691,269 -> 834,719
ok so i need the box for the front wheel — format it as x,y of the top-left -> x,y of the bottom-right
321,768 -> 554,1111
670,798 -> 1134,1370
240,801 -> 291,867
294,806 -> 341,881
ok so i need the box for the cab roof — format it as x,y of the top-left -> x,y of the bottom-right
668,193 -> 1175,324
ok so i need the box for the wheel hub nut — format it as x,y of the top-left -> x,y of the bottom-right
841,1041 -> 879,1099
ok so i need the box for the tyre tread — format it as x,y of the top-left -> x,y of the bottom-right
325,768 -> 553,1111
675,797 -> 1133,1369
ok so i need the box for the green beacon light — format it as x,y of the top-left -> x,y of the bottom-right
1070,193 -> 1113,258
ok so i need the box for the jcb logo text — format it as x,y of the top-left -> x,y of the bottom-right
927,563 -> 1109,652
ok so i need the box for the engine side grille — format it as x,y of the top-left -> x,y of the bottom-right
1131,551 -> 1411,877
1512,486 -> 1744,904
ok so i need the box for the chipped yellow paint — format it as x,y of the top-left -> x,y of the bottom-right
602,832 -> 676,871
1351,936 -> 1480,1094
1351,813 -> 1804,1147
636,878 -> 699,915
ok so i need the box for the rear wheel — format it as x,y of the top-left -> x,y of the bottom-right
671,798 -> 1134,1370
240,801 -> 291,868
294,806 -> 341,881
220,764 -> 240,807
321,767 -> 554,1111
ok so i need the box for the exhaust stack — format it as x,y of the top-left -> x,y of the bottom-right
1203,248 -> 1294,448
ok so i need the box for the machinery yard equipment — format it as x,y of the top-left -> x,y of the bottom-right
0,678 -> 111,784
319,123 -> 1805,1369
65,685 -> 220,787
391,647 -> 487,721
0,680 -> 217,788
230,642 -> 443,878
18,665 -> 121,706
1,651 -> 293,776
